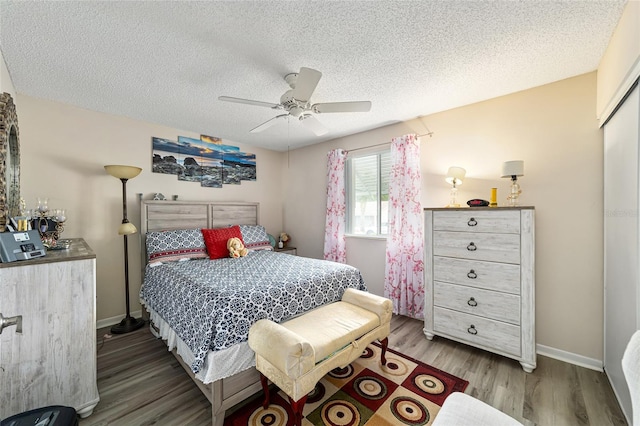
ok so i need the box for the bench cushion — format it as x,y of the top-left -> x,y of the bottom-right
281,301 -> 379,363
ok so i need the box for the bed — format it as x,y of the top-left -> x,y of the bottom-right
138,200 -> 366,425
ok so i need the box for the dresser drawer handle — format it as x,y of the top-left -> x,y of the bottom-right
467,325 -> 478,335
467,269 -> 477,279
467,218 -> 477,226
467,242 -> 477,251
467,297 -> 478,307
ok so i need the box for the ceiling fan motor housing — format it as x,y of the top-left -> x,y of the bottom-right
280,90 -> 307,117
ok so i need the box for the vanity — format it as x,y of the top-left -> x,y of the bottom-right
0,238 -> 99,418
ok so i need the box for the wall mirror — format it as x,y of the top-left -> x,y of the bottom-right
0,93 -> 20,231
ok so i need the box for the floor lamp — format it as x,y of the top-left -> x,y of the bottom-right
105,164 -> 145,334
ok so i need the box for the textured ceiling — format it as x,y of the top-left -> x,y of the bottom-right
0,1 -> 627,151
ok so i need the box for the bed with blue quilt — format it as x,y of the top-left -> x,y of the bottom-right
138,200 -> 367,425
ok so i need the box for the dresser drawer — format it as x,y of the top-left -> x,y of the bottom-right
433,231 -> 520,264
433,256 -> 520,294
433,307 -> 521,356
434,281 -> 520,324
433,210 -> 520,234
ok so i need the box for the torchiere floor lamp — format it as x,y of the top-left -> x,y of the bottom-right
105,164 -> 145,334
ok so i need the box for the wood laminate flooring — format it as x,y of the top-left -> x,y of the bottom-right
80,315 -> 627,426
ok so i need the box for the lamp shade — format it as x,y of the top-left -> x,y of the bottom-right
118,222 -> 137,235
445,166 -> 466,186
104,165 -> 142,180
501,160 -> 524,178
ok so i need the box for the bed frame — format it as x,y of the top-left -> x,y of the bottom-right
139,199 -> 263,426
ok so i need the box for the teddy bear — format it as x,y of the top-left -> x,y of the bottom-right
227,237 -> 248,258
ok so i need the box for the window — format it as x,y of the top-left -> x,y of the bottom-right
346,150 -> 390,236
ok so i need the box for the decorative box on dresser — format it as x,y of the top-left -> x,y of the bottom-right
423,207 -> 536,373
0,238 -> 99,419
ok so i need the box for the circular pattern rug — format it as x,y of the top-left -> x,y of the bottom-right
224,342 -> 468,425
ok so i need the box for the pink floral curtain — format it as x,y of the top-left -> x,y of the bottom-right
384,134 -> 425,318
324,149 -> 347,263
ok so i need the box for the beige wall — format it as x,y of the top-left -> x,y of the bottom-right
0,49 -> 16,97
5,41 -> 606,360
597,0 -> 640,123
16,95 -> 286,323
285,72 -> 605,361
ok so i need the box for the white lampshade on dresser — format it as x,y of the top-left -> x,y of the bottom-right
445,166 -> 466,207
501,161 -> 524,206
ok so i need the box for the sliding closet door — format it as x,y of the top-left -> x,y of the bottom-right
604,83 -> 639,422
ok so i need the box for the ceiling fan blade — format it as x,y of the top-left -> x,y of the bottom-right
292,67 -> 322,102
250,114 -> 289,133
219,96 -> 281,109
299,114 -> 328,136
312,101 -> 372,114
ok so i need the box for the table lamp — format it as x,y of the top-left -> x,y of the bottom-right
501,160 -> 524,206
446,166 -> 466,207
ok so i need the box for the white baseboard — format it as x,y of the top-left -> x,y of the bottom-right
537,343 -> 604,372
96,310 -> 143,330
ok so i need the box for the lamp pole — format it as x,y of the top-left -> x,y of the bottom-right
121,177 -> 133,327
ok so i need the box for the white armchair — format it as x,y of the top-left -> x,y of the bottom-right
433,391 -> 523,425
622,330 -> 640,426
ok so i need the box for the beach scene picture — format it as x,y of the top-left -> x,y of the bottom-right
223,150 -> 256,184
152,134 -> 256,188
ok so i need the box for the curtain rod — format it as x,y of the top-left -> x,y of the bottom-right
346,131 -> 432,154
417,116 -> 434,138
346,142 -> 390,154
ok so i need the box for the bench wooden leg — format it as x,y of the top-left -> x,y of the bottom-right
289,395 -> 308,426
380,337 -> 388,366
259,372 -> 270,409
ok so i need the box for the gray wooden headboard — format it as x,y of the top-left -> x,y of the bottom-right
139,200 -> 259,267
140,200 -> 259,233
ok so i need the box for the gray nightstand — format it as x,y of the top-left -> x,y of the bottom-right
275,246 -> 297,255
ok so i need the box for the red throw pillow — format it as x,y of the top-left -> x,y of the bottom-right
201,226 -> 244,259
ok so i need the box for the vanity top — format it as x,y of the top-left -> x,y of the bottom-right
0,237 -> 95,268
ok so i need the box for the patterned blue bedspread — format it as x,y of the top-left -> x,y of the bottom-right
140,250 -> 366,373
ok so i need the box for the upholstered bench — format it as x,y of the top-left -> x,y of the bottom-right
248,288 -> 392,425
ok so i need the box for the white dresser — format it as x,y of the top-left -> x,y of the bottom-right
423,207 -> 535,372
0,238 -> 99,419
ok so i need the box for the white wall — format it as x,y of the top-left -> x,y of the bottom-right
16,95 -> 286,322
284,72 -> 606,363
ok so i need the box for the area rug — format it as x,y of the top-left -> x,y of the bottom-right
224,342 -> 468,426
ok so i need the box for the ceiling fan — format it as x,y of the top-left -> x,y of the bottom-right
218,67 -> 372,136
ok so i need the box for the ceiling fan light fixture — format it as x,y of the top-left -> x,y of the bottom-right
289,106 -> 304,117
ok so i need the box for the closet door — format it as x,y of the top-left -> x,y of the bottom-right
604,83 -> 639,422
